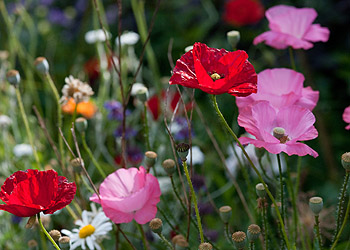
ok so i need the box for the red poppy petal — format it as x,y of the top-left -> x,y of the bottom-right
0,204 -> 43,217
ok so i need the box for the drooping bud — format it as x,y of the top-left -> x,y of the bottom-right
232,231 -> 246,249
219,205 -> 232,224
75,117 -> 88,133
6,70 -> 21,86
341,152 -> 350,171
176,143 -> 190,161
25,215 -> 36,229
227,30 -> 240,49
256,183 -> 267,198
309,197 -> 323,216
49,229 -> 61,242
149,218 -> 163,234
247,224 -> 261,242
162,159 -> 176,175
145,151 -> 157,168
199,242 -> 213,250
34,57 -> 49,74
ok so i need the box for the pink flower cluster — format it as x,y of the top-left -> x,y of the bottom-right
236,68 -> 319,157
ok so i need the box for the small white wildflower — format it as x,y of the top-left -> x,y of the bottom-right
131,83 -> 148,96
0,115 -> 12,128
115,31 -> 140,46
13,144 -> 33,158
61,75 -> 94,104
61,209 -> 112,250
85,29 -> 111,44
186,146 -> 204,165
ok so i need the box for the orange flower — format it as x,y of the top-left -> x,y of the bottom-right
62,98 -> 97,119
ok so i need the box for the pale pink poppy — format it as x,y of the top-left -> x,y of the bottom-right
238,101 -> 318,157
253,5 -> 330,50
90,166 -> 161,224
236,68 -> 319,112
343,106 -> 350,130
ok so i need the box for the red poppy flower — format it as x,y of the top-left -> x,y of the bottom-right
0,169 -> 76,217
169,43 -> 257,97
223,0 -> 264,27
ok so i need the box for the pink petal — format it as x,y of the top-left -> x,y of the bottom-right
295,86 -> 319,110
101,204 -> 134,224
134,203 -> 158,224
283,142 -> 319,157
303,24 -> 330,42
342,106 -> 350,123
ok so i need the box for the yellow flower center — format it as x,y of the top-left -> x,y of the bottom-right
210,73 -> 221,81
79,224 -> 95,238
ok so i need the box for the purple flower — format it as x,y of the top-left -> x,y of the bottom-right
48,8 -> 71,27
114,126 -> 137,139
170,117 -> 194,141
104,101 -> 130,121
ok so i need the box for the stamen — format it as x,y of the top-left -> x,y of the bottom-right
210,73 -> 221,81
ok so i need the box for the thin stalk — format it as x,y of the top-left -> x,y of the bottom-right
314,215 -> 322,249
286,158 -> 299,244
37,214 -> 61,250
295,156 -> 302,194
289,47 -> 296,71
170,175 -> 187,213
182,160 -> 204,243
137,223 -> 150,250
250,242 -> 255,250
39,226 -> 48,250
261,203 -> 269,250
157,233 -> 174,250
15,88 -> 41,169
331,197 -> 350,250
277,154 -> 285,225
210,94 -> 290,249
143,103 -> 151,150
81,132 -> 107,178
224,223 -> 233,245
334,172 -> 350,237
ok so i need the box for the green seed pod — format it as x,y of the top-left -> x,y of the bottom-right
6,70 -> 20,86
58,236 -> 70,248
34,57 -> 49,74
176,143 -> 190,161
145,151 -> 157,168
256,183 -> 267,198
162,159 -> 176,175
227,30 -> 240,49
219,205 -> 232,224
341,152 -> 350,171
49,229 -> 61,242
199,242 -> 213,250
149,218 -> 162,234
75,117 -> 88,133
309,197 -> 323,216
247,224 -> 261,242
232,231 -> 246,249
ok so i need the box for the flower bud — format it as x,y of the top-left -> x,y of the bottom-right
49,229 -> 61,242
70,158 -> 83,168
341,152 -> 350,171
34,57 -> 49,74
149,218 -> 162,234
176,143 -> 190,161
162,159 -> 176,175
145,151 -> 157,168
25,215 -> 36,229
58,236 -> 70,248
256,183 -> 267,198
172,234 -> 189,249
247,224 -> 261,242
6,70 -> 20,86
27,239 -> 38,248
135,86 -> 149,103
273,127 -> 285,139
219,205 -> 232,224
232,231 -> 246,249
75,117 -> 88,133
227,30 -> 240,49
199,242 -> 213,250
309,197 -> 323,216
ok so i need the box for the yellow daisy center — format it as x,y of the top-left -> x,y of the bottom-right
79,224 -> 95,238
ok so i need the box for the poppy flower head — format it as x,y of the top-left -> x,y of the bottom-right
343,106 -> 350,130
169,42 -> 257,97
0,169 -> 76,217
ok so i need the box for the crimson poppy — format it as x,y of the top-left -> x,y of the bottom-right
169,42 -> 257,97
223,0 -> 264,27
0,169 -> 76,217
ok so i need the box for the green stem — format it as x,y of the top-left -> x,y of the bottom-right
210,94 -> 291,250
314,215 -> 322,249
249,241 -> 254,250
15,88 -> 41,169
286,159 -> 298,245
295,156 -> 302,195
289,47 -> 296,71
182,160 -> 204,243
262,205 -> 268,250
331,197 -> 350,250
157,233 -> 174,250
143,103 -> 151,150
137,223 -> 149,250
81,132 -> 107,178
224,223 -> 233,245
170,175 -> 187,213
334,172 -> 350,236
277,154 -> 285,225
37,214 -> 61,250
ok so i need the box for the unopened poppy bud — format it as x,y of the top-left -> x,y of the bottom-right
6,70 -> 20,86
28,239 -> 38,248
273,127 -> 285,139
34,57 -> 49,74
341,152 -> 350,171
135,86 -> 149,103
247,224 -> 261,242
199,242 -> 213,250
256,183 -> 267,198
219,205 -> 232,223
58,236 -> 70,248
75,117 -> 88,133
176,143 -> 190,161
232,231 -> 246,249
149,218 -> 162,234
70,158 -> 83,168
25,215 -> 36,229
227,30 -> 240,49
271,202 -> 282,220
309,197 -> 323,216
145,151 -> 157,168
162,159 -> 176,175
49,229 -> 61,242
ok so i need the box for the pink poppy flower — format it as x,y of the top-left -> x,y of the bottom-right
90,166 -> 161,224
236,68 -> 319,112
238,101 -> 318,157
253,5 -> 330,50
343,106 -> 350,130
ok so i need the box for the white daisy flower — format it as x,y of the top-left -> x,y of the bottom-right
0,115 -> 12,128
61,75 -> 94,104
13,144 -> 33,158
85,29 -> 111,44
115,31 -> 140,46
61,209 -> 112,250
